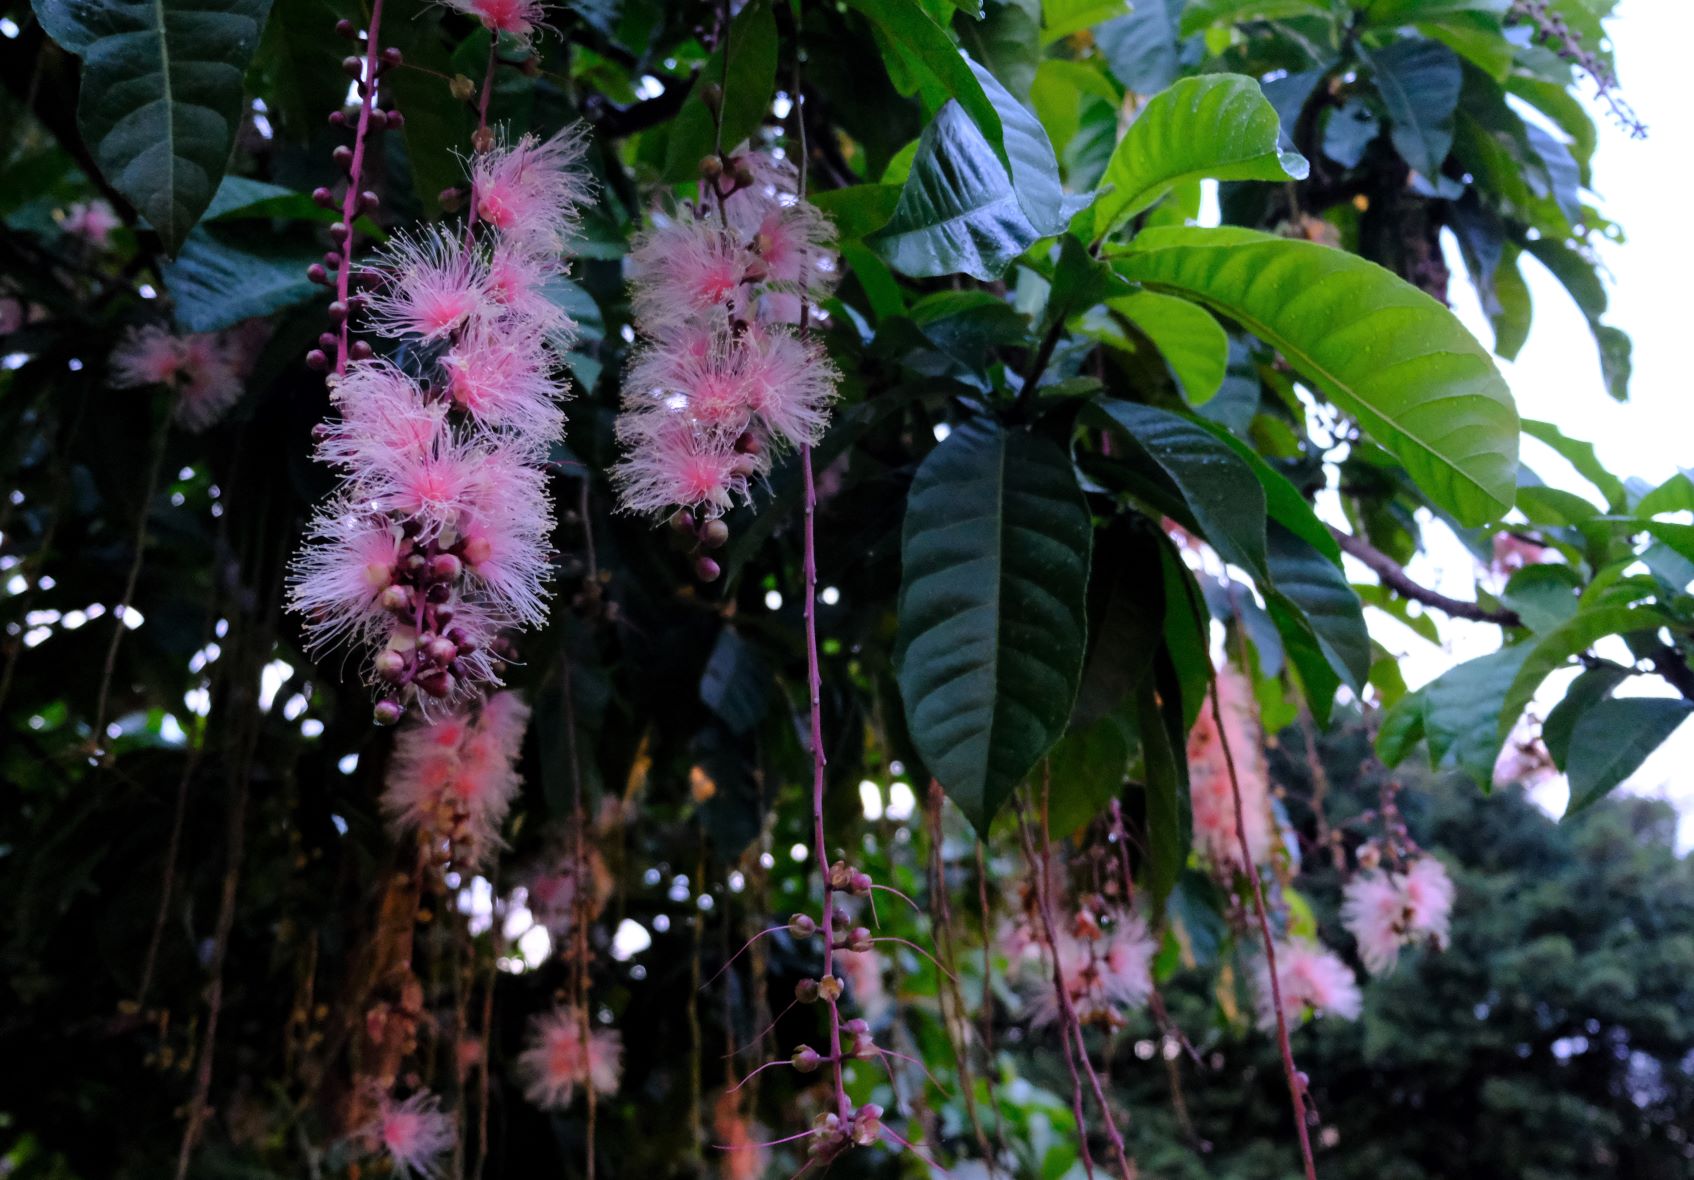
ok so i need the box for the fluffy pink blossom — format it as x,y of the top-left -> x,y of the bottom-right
444,327 -> 564,441
612,417 -> 756,519
485,240 -> 573,343
1025,911 -> 1156,1028
1187,664 -> 1276,874
517,1005 -> 622,1110
110,325 -> 247,432
383,692 -> 530,861
368,1091 -> 455,1179
318,362 -> 448,472
713,1091 -> 769,1180
61,200 -> 120,247
365,229 -> 491,340
111,325 -> 187,388
446,0 -> 547,44
1254,939 -> 1362,1031
288,508 -> 407,653
628,215 -> 756,331
472,130 -> 590,250
1344,856 -> 1455,975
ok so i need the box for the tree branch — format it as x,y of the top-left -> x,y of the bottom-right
1329,526 -> 1521,626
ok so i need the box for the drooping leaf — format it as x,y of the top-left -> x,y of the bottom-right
160,223 -> 320,333
1092,74 -> 1307,240
1497,606 -> 1668,747
1041,0 -> 1132,43
1566,697 -> 1694,813
1523,236 -> 1631,402
1113,226 -> 1519,526
895,420 -> 1093,831
1491,243 -> 1533,360
959,0 -> 1041,98
1091,399 -> 1269,581
1376,685 -> 1428,765
868,101 -> 1040,281
1179,0 -> 1332,37
1047,713 -> 1133,835
1363,38 -> 1463,179
1095,0 -> 1185,93
1265,522 -> 1371,706
968,59 -> 1087,236
1195,420 -> 1340,561
1072,515 -> 1165,728
1520,419 -> 1627,511
1424,644 -> 1530,784
1541,664 -> 1629,769
1136,664 -> 1188,906
34,0 -> 276,255
663,0 -> 776,181
699,627 -> 770,736
1109,292 -> 1228,404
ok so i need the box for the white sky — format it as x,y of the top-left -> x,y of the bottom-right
1372,1 -> 1694,847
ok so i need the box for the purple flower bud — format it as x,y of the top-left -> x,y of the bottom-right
792,1044 -> 822,1073
372,698 -> 404,726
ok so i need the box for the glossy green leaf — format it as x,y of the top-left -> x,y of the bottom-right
1095,0 -> 1184,93
1424,644 -> 1529,784
1566,697 -> 1694,814
1047,713 -> 1133,835
160,223 -> 319,333
1136,668 -> 1187,906
1498,606 -> 1667,747
1113,227 -> 1519,526
1363,38 -> 1462,179
895,421 -> 1093,832
34,0 -> 275,255
810,184 -> 902,240
968,60 -> 1088,236
1196,420 -> 1340,561
959,0 -> 1040,98
663,0 -> 776,181
1091,399 -> 1268,581
1541,664 -> 1629,769
1072,516 -> 1165,728
699,627 -> 770,735
1179,0 -> 1331,37
1042,0 -> 1132,42
1491,243 -> 1533,360
868,101 -> 1039,281
1109,292 -> 1228,404
1265,522 -> 1372,699
1376,685 -> 1428,765
1093,74 -> 1307,239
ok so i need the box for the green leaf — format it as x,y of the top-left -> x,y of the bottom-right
1363,38 -> 1463,179
1136,670 -> 1187,906
1073,516 -> 1165,728
382,0 -> 470,216
868,101 -> 1039,281
1179,0 -> 1331,37
1093,74 -> 1307,240
1042,0 -> 1132,42
35,0 -> 276,255
1095,0 -> 1184,93
1113,227 -> 1519,526
845,0 -> 1007,166
959,0 -> 1041,98
809,184 -> 902,241
1047,713 -> 1133,835
1490,243 -> 1533,360
895,420 -> 1093,832
699,628 -> 770,735
1091,399 -> 1269,581
160,223 -> 319,333
1498,606 -> 1667,747
1566,698 -> 1694,814
1196,420 -> 1340,561
1266,522 -> 1372,702
1500,562 -> 1582,632
1541,664 -> 1628,769
1424,644 -> 1530,784
1109,292 -> 1228,404
663,0 -> 776,181
1636,472 -> 1694,518
1376,686 -> 1428,765
968,60 -> 1087,236
1520,419 -> 1625,511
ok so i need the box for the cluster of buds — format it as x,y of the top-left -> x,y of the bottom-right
807,1102 -> 884,1161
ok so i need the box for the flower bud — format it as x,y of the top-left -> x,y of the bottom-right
791,1044 -> 821,1073
670,508 -> 695,534
849,869 -> 873,895
311,185 -> 336,208
381,46 -> 403,67
844,1017 -> 869,1037
350,340 -> 374,361
426,636 -> 457,665
700,520 -> 729,549
373,698 -> 404,726
850,1104 -> 883,1146
733,164 -> 755,189
817,975 -> 843,1003
367,108 -> 388,132
828,860 -> 854,890
846,926 -> 873,953
427,552 -> 463,583
694,555 -> 721,582
450,74 -> 476,102
379,584 -> 411,613
335,18 -> 356,38
701,82 -> 723,112
374,649 -> 407,681
794,978 -> 820,1003
305,349 -> 329,371
788,912 -> 816,937
416,668 -> 452,698
472,126 -> 495,154
341,54 -> 362,77
307,263 -> 328,285
700,155 -> 723,179
461,534 -> 493,567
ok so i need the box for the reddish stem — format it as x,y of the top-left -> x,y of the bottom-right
334,0 -> 385,376
1208,676 -> 1320,1180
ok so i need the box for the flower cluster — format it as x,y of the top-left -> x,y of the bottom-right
1020,908 -> 1157,1029
110,322 -> 261,432
1254,938 -> 1364,1031
288,129 -> 590,715
381,690 -> 530,865
1187,664 -> 1278,875
613,146 -> 839,575
1341,855 -> 1456,975
517,1004 -> 623,1109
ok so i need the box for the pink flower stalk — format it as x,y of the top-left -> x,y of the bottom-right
1342,856 -> 1455,975
290,123 -> 589,714
61,199 -> 120,247
614,148 -> 840,524
382,691 -> 529,863
109,324 -> 247,432
471,130 -> 590,251
446,0 -> 547,46
517,1005 -> 622,1110
1024,910 -> 1156,1028
369,1090 -> 456,1180
1253,939 -> 1362,1031
1187,663 -> 1276,874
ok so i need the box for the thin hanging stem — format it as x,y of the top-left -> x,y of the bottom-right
1208,675 -> 1320,1180
334,0 -> 385,376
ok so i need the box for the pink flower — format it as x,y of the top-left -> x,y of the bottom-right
517,1005 -> 622,1110
472,129 -> 590,250
443,327 -> 564,441
739,324 -> 837,448
713,1092 -> 769,1180
383,692 -> 530,862
288,507 -> 407,655
1254,939 -> 1362,1031
61,200 -> 120,247
1345,856 -> 1456,975
110,325 -> 187,387
319,361 -> 448,472
612,418 -> 754,519
370,1091 -> 455,1180
365,229 -> 491,340
1025,910 -> 1156,1028
446,0 -> 547,44
174,334 -> 243,432
485,240 -> 574,344
628,215 -> 754,331
1187,664 -> 1276,874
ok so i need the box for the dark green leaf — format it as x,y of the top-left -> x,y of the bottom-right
1363,38 -> 1463,179
1566,697 -> 1693,814
1095,0 -> 1184,93
895,420 -> 1093,831
1425,644 -> 1529,784
968,60 -> 1086,236
1500,563 -> 1582,632
1136,669 -> 1186,906
699,628 -> 770,735
1072,516 -> 1165,728
160,223 -> 319,333
1541,663 -> 1629,769
36,0 -> 276,255
1113,227 -> 1519,526
1047,713 -> 1133,835
662,0 -> 776,181
1266,521 -> 1371,704
1498,606 -> 1668,747
1376,685 -> 1428,765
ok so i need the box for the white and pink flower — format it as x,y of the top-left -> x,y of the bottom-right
517,1005 -> 623,1110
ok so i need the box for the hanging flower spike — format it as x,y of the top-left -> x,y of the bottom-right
612,415 -> 758,520
315,361 -> 450,475
369,1090 -> 456,1180
517,1005 -> 622,1110
471,128 -> 591,251
382,691 -> 529,863
1254,939 -> 1362,1031
627,213 -> 757,334
1187,663 -> 1276,874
